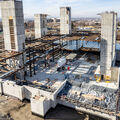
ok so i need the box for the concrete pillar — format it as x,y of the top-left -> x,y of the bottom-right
100,11 -> 117,78
0,0 -> 25,52
34,14 -> 47,38
60,7 -> 72,35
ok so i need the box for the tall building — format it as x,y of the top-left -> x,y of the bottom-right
34,14 -> 47,38
1,0 -> 25,52
100,12 -> 117,79
60,7 -> 72,35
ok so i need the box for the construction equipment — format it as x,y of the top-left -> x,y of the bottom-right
105,75 -> 111,83
95,76 -> 101,82
94,65 -> 101,82
57,56 -> 66,71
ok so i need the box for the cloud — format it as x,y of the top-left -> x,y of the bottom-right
22,0 -> 120,18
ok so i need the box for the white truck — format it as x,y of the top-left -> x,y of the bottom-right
57,56 -> 66,71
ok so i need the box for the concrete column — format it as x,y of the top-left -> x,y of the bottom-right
100,11 -> 117,78
0,0 -> 25,52
34,14 -> 47,38
60,7 -> 72,35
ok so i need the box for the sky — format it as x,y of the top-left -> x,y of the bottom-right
22,0 -> 120,18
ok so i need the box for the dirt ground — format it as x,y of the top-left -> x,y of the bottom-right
0,96 -> 107,120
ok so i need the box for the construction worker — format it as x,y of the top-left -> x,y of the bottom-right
67,66 -> 70,71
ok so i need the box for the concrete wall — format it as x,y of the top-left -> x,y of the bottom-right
24,80 -> 66,108
0,0 -> 25,52
0,80 -> 55,101
100,12 -> 117,77
111,67 -> 119,82
52,80 -> 67,108
58,99 -> 117,120
24,86 -> 39,100
0,78 -> 117,119
34,14 -> 47,38
31,96 -> 51,117
24,86 -> 52,99
30,80 -> 67,117
111,67 -> 120,89
2,80 -> 24,100
60,7 -> 72,35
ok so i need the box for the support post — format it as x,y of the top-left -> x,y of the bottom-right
52,43 -> 54,62
22,52 -> 25,80
29,47 -> 32,77
44,48 -> 47,67
33,49 -> 36,75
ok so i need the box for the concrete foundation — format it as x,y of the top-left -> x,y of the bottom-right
34,14 -> 47,38
58,99 -> 117,120
2,80 -> 24,100
30,80 -> 67,117
31,96 -> 51,117
100,11 -> 117,78
60,7 -> 72,35
0,78 -> 119,119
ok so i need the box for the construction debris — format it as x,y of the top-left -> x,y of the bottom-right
58,82 -> 117,112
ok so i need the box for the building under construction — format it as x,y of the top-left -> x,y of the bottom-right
0,0 -> 120,120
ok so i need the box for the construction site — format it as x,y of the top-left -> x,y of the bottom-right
0,0 -> 120,120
